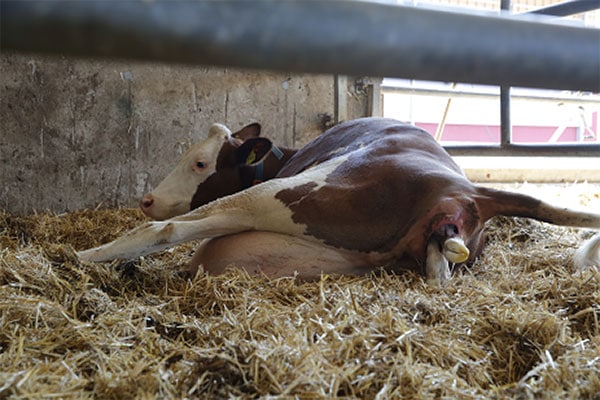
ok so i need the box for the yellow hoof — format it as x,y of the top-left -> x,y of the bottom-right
443,237 -> 470,263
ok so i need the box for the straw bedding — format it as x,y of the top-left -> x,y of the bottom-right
1,184 -> 599,399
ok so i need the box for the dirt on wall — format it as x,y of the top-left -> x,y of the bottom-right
0,53 -> 335,214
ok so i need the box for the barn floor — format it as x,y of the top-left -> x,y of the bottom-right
1,183 -> 599,398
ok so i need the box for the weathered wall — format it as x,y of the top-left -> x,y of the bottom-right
0,53 -> 337,214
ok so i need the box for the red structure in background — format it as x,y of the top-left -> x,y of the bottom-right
419,110 -> 599,144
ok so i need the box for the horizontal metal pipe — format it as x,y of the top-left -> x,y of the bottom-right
1,0 -> 599,92
528,0 -> 599,17
457,156 -> 600,182
382,85 -> 600,104
445,144 -> 600,157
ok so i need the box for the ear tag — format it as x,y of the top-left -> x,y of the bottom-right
246,150 -> 257,165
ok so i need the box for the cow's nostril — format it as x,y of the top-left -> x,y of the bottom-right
141,196 -> 154,209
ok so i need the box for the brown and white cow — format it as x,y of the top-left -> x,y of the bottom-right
79,118 -> 600,285
139,122 -> 296,220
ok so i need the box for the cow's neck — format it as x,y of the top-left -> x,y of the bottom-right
243,145 -> 297,187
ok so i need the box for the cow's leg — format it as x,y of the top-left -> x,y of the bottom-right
187,231 -> 374,280
78,211 -> 256,262
78,161 -> 343,263
425,240 -> 450,286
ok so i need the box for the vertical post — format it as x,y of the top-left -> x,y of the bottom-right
500,0 -> 512,148
500,86 -> 511,147
335,75 -> 348,123
367,78 -> 383,117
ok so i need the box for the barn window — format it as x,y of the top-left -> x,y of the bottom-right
381,0 -> 600,158
383,80 -> 600,147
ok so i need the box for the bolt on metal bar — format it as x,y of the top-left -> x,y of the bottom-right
1,0 -> 599,92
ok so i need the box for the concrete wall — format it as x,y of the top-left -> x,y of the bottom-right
1,53 -> 341,214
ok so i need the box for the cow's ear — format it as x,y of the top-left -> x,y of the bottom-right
232,123 -> 261,140
236,138 -> 273,165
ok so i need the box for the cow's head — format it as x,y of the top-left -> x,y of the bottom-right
140,122 -> 271,220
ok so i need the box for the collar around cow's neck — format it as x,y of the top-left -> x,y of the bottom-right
252,144 -> 285,186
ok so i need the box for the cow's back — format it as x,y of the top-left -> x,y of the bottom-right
277,117 -> 461,178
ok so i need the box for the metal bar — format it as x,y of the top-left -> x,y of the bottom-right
445,144 -> 600,157
528,0 -> 600,17
500,87 -> 512,147
381,85 -> 600,104
1,0 -> 599,92
500,0 -> 513,148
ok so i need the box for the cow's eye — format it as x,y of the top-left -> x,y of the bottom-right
196,161 -> 205,169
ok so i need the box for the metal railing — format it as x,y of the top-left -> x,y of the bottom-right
1,0 -> 598,90
493,0 -> 599,157
384,0 -> 600,156
1,0 -> 599,156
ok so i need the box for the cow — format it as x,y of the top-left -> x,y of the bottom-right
78,118 -> 600,285
139,122 -> 296,220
